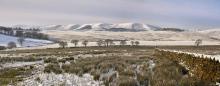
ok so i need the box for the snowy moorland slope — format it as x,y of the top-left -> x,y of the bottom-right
0,34 -> 53,47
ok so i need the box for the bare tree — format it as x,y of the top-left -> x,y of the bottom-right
71,40 -> 79,47
135,41 -> 140,46
195,39 -> 202,47
131,41 -> 135,46
109,40 -> 115,46
82,40 -> 89,47
97,40 -> 103,47
58,41 -> 68,48
104,39 -> 112,47
120,40 -> 127,46
17,37 -> 25,46
7,42 -> 17,49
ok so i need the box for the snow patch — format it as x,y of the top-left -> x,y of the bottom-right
0,61 -> 43,69
18,73 -> 103,86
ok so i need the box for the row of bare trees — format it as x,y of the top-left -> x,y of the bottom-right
58,39 -> 140,48
5,38 -> 202,49
58,40 -> 88,48
58,38 -> 203,48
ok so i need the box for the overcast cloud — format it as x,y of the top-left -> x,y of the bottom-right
0,0 -> 220,29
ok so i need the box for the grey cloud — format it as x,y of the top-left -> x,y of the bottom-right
0,0 -> 220,29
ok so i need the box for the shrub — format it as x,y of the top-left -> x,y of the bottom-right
44,58 -> 57,63
7,42 -> 17,49
44,63 -> 62,74
0,46 -> 6,50
118,77 -> 136,86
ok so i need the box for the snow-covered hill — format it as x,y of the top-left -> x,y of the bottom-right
11,25 -> 42,29
73,23 -> 158,31
10,23 -> 162,32
108,23 -> 152,31
0,34 -> 53,47
43,29 -> 220,42
42,24 -> 81,31
45,23 -> 158,31
198,28 -> 220,41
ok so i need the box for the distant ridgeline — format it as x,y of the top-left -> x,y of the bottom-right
0,26 -> 48,40
155,28 -> 185,32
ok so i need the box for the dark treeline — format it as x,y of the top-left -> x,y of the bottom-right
156,28 -> 185,32
0,46 -> 6,50
0,26 -> 48,40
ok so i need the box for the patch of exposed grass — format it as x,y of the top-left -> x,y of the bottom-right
0,67 -> 33,85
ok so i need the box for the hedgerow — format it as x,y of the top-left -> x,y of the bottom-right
154,49 -> 220,83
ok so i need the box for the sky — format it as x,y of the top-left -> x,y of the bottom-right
0,0 -> 220,29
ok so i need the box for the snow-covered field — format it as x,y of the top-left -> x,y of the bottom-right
3,24 -> 220,49
3,25 -> 220,51
44,30 -> 220,41
0,34 -> 53,47
1,29 -> 220,50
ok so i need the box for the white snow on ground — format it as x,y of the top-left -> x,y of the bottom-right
7,25 -> 220,46
0,34 -> 53,47
148,60 -> 156,71
44,30 -> 219,41
161,49 -> 220,61
18,73 -> 103,86
0,61 -> 43,69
